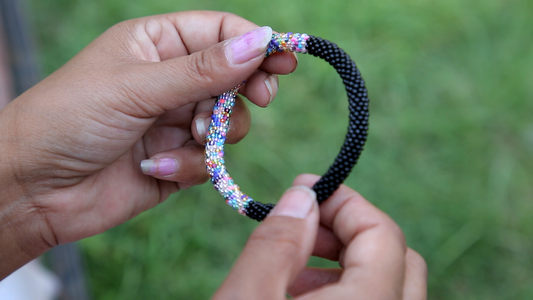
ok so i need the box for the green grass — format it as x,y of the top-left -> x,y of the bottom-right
27,0 -> 533,298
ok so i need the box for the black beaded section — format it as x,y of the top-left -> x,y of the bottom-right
246,201 -> 275,221
306,36 -> 369,203
244,35 -> 369,221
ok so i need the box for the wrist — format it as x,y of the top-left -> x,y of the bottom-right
0,108 -> 53,280
0,105 -> 25,201
0,199 -> 54,280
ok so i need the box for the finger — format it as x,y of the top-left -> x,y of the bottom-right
140,141 -> 208,185
293,174 -> 407,299
402,248 -> 428,300
120,25 -> 274,117
288,268 -> 341,298
191,96 -> 251,145
240,71 -> 279,107
214,186 -> 319,300
311,224 -> 343,261
139,11 -> 297,75
157,180 -> 180,202
260,51 -> 298,75
142,103 -> 196,158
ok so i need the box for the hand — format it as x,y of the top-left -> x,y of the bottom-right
0,11 -> 297,278
214,174 -> 427,300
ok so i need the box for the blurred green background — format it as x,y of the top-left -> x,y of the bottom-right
25,0 -> 533,298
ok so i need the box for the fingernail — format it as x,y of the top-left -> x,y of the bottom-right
292,52 -> 299,71
140,158 -> 179,177
195,117 -> 208,143
226,26 -> 273,65
264,74 -> 278,106
269,186 -> 316,219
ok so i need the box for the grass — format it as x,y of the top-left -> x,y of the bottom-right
26,0 -> 533,298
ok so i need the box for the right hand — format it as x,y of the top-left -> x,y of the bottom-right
214,174 -> 427,299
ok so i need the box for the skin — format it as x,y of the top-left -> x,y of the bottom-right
215,174 -> 428,299
0,11 -> 427,298
0,11 -> 295,278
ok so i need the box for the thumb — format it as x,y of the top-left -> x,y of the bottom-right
214,186 -> 319,300
129,26 -> 273,115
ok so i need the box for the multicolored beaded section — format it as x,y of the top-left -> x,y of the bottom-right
206,33 -> 309,216
205,85 -> 249,214
266,32 -> 309,57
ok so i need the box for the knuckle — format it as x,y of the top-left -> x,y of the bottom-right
187,51 -> 216,88
333,196 -> 407,250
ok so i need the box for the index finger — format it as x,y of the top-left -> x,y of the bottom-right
293,174 -> 407,299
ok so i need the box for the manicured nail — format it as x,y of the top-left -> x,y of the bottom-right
140,158 -> 179,177
269,186 -> 316,219
264,74 -> 278,106
195,117 -> 209,143
226,26 -> 273,65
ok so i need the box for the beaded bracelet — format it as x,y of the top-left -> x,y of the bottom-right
205,32 -> 369,221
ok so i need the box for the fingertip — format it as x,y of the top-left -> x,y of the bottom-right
141,157 -> 179,177
269,186 -> 317,219
403,248 -> 428,300
140,143 -> 208,185
193,116 -> 210,145
291,52 -> 299,72
264,74 -> 278,106
225,26 -> 272,65
190,110 -> 212,145
406,248 -> 428,280
293,173 -> 321,187
239,70 -> 275,107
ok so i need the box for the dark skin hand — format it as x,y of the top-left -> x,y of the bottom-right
0,11 -> 295,279
214,174 -> 427,300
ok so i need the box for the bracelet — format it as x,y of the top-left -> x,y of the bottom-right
205,32 -> 369,221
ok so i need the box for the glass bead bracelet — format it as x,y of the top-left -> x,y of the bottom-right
205,32 -> 369,221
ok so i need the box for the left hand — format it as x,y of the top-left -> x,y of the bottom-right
0,11 -> 296,279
